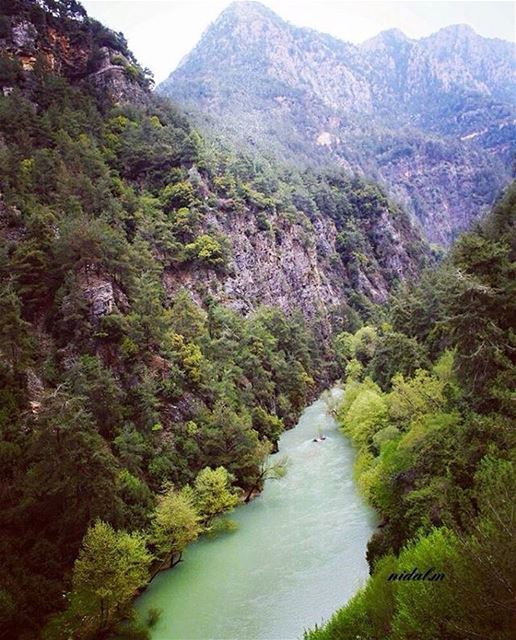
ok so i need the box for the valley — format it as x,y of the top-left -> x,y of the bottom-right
0,2 -> 514,639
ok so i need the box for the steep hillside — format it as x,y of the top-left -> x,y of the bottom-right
0,0 -> 151,101
160,1 -> 516,245
306,182 -> 516,640
0,3 -> 429,326
0,2 -> 428,637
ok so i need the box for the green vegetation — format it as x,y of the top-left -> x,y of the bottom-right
1,3 -> 510,639
150,485 -> 201,569
307,185 -> 516,640
0,0 -> 152,89
45,521 -> 152,639
0,16 -> 338,638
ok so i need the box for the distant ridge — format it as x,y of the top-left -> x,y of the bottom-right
159,1 -> 516,245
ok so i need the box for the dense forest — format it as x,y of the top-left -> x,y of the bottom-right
0,2 -> 427,638
0,2 -> 514,640
0,38 -> 329,640
307,185 -> 515,639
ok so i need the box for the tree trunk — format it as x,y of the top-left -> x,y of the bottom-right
245,483 -> 258,502
171,551 -> 183,567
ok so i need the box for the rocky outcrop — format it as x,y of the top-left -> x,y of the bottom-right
84,281 -> 115,319
159,1 -> 515,245
221,210 -> 343,315
162,195 -> 424,327
0,0 -> 149,104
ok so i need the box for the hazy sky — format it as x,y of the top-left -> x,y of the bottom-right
81,1 -> 516,83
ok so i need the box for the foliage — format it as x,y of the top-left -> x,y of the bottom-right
308,183 -> 516,639
45,521 -> 151,639
150,485 -> 201,565
0,14 -> 334,637
193,466 -> 240,526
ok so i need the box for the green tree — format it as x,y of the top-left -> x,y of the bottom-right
193,466 -> 239,526
168,289 -> 207,340
184,234 -> 230,268
47,521 -> 151,638
0,282 -> 33,368
22,390 -> 123,549
251,406 -> 284,446
340,378 -> 388,444
151,485 -> 201,569
368,332 -> 429,390
161,180 -> 195,211
244,440 -> 288,502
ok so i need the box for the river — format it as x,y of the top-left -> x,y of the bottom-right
136,388 -> 377,640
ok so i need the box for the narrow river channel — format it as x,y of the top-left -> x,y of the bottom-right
136,388 -> 377,640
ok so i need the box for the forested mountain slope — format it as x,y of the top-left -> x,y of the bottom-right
0,2 -> 429,638
307,184 -> 516,640
160,1 -> 516,245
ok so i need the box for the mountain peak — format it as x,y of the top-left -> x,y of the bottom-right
426,23 -> 480,44
160,8 -> 515,245
436,23 -> 477,36
361,28 -> 411,51
218,1 -> 279,24
376,28 -> 409,41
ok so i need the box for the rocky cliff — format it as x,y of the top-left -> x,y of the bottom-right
0,1 -> 429,330
0,0 -> 150,103
159,1 -> 516,245
159,174 -> 426,327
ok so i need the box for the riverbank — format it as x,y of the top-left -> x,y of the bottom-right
136,388 -> 377,640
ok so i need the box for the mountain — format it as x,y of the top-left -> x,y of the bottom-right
0,3 -> 513,639
0,4 -> 432,635
159,1 -> 516,245
0,0 -> 430,329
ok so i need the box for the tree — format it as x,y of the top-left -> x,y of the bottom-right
368,332 -> 429,390
184,233 -> 230,268
340,378 -> 388,444
333,331 -> 354,371
48,521 -> 151,638
351,326 -> 378,365
169,206 -> 200,243
169,333 -> 204,384
7,206 -> 57,314
0,282 -> 33,368
151,485 -> 201,569
126,271 -> 169,352
244,440 -> 288,502
251,406 -> 284,447
446,229 -> 515,412
66,355 -> 125,439
22,390 -> 123,550
193,466 -> 239,526
388,369 -> 447,429
201,402 -> 261,485
54,214 -> 131,286
168,289 -> 206,341
161,180 -> 195,211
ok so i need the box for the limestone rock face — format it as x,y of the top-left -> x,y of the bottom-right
11,20 -> 37,50
160,1 -> 515,245
0,3 -> 149,104
161,195 -> 424,328
84,282 -> 115,319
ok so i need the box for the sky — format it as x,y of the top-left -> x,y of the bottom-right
81,1 -> 516,84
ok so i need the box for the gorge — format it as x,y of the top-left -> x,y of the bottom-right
136,389 -> 377,640
0,2 -> 514,640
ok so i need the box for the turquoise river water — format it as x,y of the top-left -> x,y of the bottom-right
136,388 -> 377,640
